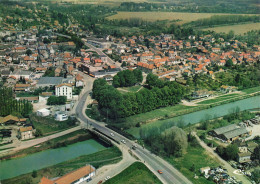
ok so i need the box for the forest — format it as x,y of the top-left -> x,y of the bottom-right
0,88 -> 33,117
92,73 -> 187,119
113,69 -> 143,88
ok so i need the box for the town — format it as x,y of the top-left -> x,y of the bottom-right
0,0 -> 260,184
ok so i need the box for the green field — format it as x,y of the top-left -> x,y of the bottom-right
202,22 -> 260,34
167,145 -> 218,184
2,146 -> 122,184
106,162 -> 162,184
241,86 -> 260,94
197,93 -> 240,105
107,12 -> 258,25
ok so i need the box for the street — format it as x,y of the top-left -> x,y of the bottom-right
76,86 -> 192,184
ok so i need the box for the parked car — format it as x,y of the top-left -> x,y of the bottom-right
97,180 -> 103,184
105,176 -> 110,180
158,170 -> 163,174
121,139 -> 126,144
110,133 -> 114,136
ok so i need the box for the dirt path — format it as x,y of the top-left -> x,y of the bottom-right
192,132 -> 251,184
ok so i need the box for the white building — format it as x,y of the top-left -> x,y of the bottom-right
55,111 -> 68,121
37,108 -> 50,117
55,83 -> 73,100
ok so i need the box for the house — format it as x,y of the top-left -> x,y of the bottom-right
220,85 -> 237,93
192,89 -> 213,98
75,74 -> 84,87
237,152 -> 251,163
37,77 -> 63,88
0,115 -> 27,125
55,111 -> 68,121
39,165 -> 96,184
37,108 -> 50,117
55,83 -> 73,100
14,84 -> 31,92
10,70 -> 33,80
19,126 -> 34,140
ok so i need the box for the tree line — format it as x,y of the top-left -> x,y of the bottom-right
0,87 -> 33,117
92,73 -> 187,119
187,15 -> 260,27
113,69 -> 143,88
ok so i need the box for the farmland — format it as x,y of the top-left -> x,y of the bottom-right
202,22 -> 260,34
107,12 -> 258,25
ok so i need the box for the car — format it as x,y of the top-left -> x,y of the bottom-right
97,180 -> 103,184
110,133 -> 114,136
121,139 -> 126,144
105,176 -> 110,180
158,170 -> 163,174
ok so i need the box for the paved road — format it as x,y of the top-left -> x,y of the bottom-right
83,41 -> 122,69
76,89 -> 192,184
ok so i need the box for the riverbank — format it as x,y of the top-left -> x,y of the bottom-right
106,87 -> 260,130
0,129 -> 92,161
1,146 -> 122,184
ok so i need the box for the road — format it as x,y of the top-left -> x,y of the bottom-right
76,88 -> 192,184
83,41 -> 122,69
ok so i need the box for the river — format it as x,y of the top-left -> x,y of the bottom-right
0,139 -> 106,180
128,95 -> 260,137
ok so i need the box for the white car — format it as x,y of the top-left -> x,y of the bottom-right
105,176 -> 110,180
121,139 -> 126,144
110,133 -> 114,137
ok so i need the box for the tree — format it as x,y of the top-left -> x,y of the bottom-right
43,37 -> 51,44
251,168 -> 260,183
26,49 -> 32,56
225,144 -> 239,160
32,170 -> 37,178
10,66 -> 14,72
146,73 -> 159,88
112,75 -> 120,88
251,145 -> 260,161
121,61 -> 127,67
225,59 -> 233,67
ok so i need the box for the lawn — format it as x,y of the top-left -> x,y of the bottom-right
202,22 -> 260,34
197,93 -> 240,105
107,12 -> 258,25
167,145 -> 219,184
0,129 -> 92,160
2,146 -> 122,184
105,162 -> 162,184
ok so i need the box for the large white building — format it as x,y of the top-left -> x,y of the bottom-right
55,83 -> 73,100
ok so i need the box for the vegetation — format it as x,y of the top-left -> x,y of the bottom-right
251,168 -> 260,183
43,67 -> 55,77
92,74 -> 186,119
216,144 -> 239,160
2,146 -> 122,184
29,114 -> 77,135
113,69 -> 142,88
0,87 -> 32,117
47,96 -> 67,105
142,126 -> 188,157
106,162 -> 162,184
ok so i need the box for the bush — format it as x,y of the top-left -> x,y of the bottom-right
32,170 -> 37,178
47,96 -> 67,105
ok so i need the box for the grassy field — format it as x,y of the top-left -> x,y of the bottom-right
202,22 -> 260,34
2,146 -> 122,184
197,93 -> 240,105
30,114 -> 77,135
107,12 -> 258,25
167,145 -> 219,184
106,162 -> 162,184
0,129 -> 92,160
241,86 -> 260,94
